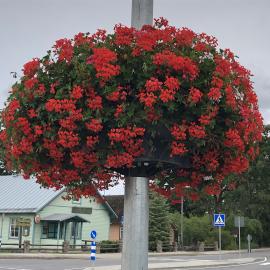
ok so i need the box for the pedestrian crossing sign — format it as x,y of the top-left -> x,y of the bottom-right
214,214 -> 225,227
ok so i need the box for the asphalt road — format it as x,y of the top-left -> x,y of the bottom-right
0,251 -> 269,270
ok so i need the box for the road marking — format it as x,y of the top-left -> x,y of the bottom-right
0,268 -> 31,270
150,257 -> 190,262
172,257 -> 267,269
64,268 -> 85,270
260,262 -> 270,266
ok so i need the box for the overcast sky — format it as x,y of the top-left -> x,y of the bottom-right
1,0 -> 269,124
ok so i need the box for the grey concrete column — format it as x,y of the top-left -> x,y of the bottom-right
121,177 -> 149,270
131,0 -> 153,29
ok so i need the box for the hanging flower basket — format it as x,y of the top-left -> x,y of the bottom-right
0,18 -> 263,199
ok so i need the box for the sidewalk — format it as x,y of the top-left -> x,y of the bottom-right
85,257 -> 264,270
0,248 -> 269,259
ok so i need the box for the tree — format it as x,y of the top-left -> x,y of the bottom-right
223,125 -> 270,245
149,191 -> 170,250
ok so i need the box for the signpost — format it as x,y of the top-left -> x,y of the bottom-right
234,216 -> 245,253
247,234 -> 252,253
214,214 -> 225,252
17,218 -> 31,248
90,230 -> 97,270
17,218 -> 31,227
90,230 -> 97,240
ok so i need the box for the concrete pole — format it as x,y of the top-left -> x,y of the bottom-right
120,2 -> 153,270
131,0 -> 153,29
121,177 -> 149,270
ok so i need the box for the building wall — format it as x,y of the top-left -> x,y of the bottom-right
109,223 -> 120,241
38,192 -> 111,244
0,213 -> 34,246
0,193 -> 112,246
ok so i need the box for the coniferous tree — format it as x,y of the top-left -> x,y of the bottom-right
149,191 -> 171,250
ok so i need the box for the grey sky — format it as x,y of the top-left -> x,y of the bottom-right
1,0 -> 269,125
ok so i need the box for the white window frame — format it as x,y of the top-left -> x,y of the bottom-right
9,218 -> 19,238
0,214 -> 2,239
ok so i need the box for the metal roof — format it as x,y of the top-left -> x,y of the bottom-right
41,213 -> 89,222
0,175 -> 63,213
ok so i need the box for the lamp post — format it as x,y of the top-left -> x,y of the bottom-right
180,195 -> 184,249
121,2 -> 153,270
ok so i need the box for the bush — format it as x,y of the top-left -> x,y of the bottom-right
183,215 -> 212,245
99,240 -> 119,253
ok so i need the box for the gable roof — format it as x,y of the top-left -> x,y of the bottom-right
41,213 -> 89,223
0,175 -> 118,219
105,195 -> 124,221
0,175 -> 63,213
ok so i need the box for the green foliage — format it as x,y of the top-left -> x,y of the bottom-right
149,192 -> 171,250
183,215 -> 212,245
223,125 -> 270,245
99,240 -> 119,253
168,211 -> 263,249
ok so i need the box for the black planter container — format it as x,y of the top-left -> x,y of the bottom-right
114,125 -> 190,177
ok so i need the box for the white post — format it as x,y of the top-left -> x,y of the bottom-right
180,196 -> 184,249
219,226 -> 222,251
121,177 -> 149,270
238,216 -> 241,254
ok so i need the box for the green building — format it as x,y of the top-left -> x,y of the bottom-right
0,175 -> 117,248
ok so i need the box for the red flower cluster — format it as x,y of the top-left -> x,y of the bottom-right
54,38 -> 74,62
138,76 -> 181,106
85,118 -> 103,133
58,131 -> 79,148
171,142 -> 188,156
153,50 -> 198,80
45,99 -> 76,112
23,58 -> 40,77
1,18 -> 263,200
189,87 -> 203,104
188,123 -> 206,139
90,48 -> 120,82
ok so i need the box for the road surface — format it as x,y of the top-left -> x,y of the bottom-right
0,250 -> 268,270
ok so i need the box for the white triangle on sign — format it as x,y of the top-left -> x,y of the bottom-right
215,215 -> 224,224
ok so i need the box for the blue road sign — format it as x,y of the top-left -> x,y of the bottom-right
90,230 -> 97,239
90,241 -> 96,261
214,214 -> 225,227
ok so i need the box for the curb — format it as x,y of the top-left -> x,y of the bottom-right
0,248 -> 269,259
83,257 -> 265,270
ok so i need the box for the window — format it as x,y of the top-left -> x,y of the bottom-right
22,227 -> 30,237
71,222 -> 82,239
9,218 -> 19,238
42,222 -> 57,239
41,222 -> 64,239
